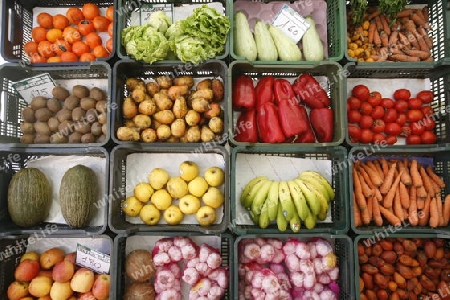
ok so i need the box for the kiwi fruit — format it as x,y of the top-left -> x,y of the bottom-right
34,134 -> 51,144
80,97 -> 96,110
85,109 -> 98,123
50,133 -> 68,143
52,86 -> 70,100
90,87 -> 105,101
91,122 -> 103,136
97,134 -> 106,143
47,97 -> 62,113
20,134 -> 35,144
98,113 -> 107,125
72,107 -> 86,122
64,95 -> 80,110
34,122 -> 51,136
20,122 -> 34,134
22,107 -> 36,123
35,107 -> 52,122
30,96 -> 47,110
68,132 -> 82,143
58,120 -> 73,133
95,100 -> 107,113
102,123 -> 108,135
81,133 -> 96,143
75,122 -> 91,134
72,85 -> 90,98
56,109 -> 72,122
48,117 -> 60,132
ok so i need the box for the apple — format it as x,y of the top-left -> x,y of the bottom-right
64,252 -> 77,264
79,291 -> 97,300
40,247 -> 65,270
50,282 -> 73,300
28,275 -> 53,297
179,194 -> 201,214
38,270 -> 53,279
92,274 -> 110,300
196,205 -> 216,226
19,297 -> 34,300
7,281 -> 29,300
53,260 -> 75,283
179,161 -> 199,181
20,251 -> 39,262
37,296 -> 52,300
70,268 -> 94,293
163,205 -> 184,225
15,259 -> 40,281
204,166 -> 225,187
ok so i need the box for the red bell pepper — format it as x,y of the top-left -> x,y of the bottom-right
277,98 -> 309,138
292,74 -> 330,109
294,105 -> 316,143
233,75 -> 256,110
274,79 -> 296,105
310,108 -> 334,143
257,102 -> 285,143
255,76 -> 274,107
235,109 -> 258,143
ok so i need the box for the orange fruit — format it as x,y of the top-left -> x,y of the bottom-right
30,54 -> 46,63
85,32 -> 102,50
53,39 -> 72,56
37,13 -> 53,29
93,16 -> 110,32
66,7 -> 84,25
80,52 -> 96,62
47,57 -> 62,63
32,27 -> 47,43
46,28 -> 62,43
60,51 -> 78,62
107,22 -> 113,37
53,14 -> 69,30
106,38 -> 113,53
93,45 -> 109,58
78,20 -> 95,36
24,41 -> 38,55
72,41 -> 90,57
82,3 -> 100,20
106,6 -> 114,21
38,41 -> 55,58
63,26 -> 81,44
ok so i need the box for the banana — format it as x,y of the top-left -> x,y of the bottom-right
299,171 -> 335,201
241,177 -> 269,210
299,175 -> 331,202
259,200 -> 270,229
287,180 -> 309,221
304,212 -> 317,229
317,210 -> 327,221
267,180 -> 279,221
251,180 -> 272,216
278,181 -> 296,221
251,211 -> 260,225
290,212 -> 301,233
294,178 -> 321,216
307,182 -> 329,216
276,203 -> 288,232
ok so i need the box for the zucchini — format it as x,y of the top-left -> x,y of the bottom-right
268,24 -> 302,61
302,16 -> 324,61
254,20 -> 278,61
234,12 -> 257,61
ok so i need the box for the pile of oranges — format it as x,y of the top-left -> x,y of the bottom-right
24,3 -> 114,63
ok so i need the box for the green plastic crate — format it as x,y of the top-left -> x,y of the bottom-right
230,146 -> 349,235
230,0 -> 345,63
344,0 -> 449,66
228,61 -> 345,147
344,63 -> 450,147
349,146 -> 450,235
234,234 -> 354,300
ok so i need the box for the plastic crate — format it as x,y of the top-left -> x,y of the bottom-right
344,63 -> 450,147
111,59 -> 228,146
228,61 -> 345,147
109,144 -> 230,234
234,234 -> 354,300
344,0 -> 449,66
0,146 -> 109,236
1,0 -> 116,64
230,146 -> 349,235
113,232 -> 233,300
0,234 -> 112,299
0,62 -> 112,147
230,0 -> 345,63
349,146 -> 450,235
116,0 -> 229,63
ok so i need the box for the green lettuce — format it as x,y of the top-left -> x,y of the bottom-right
147,10 -> 172,34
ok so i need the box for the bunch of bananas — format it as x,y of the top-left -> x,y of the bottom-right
240,171 -> 335,232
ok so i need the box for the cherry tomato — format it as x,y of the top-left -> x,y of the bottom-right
360,102 -> 373,115
400,126 -> 411,137
407,109 -> 425,123
348,109 -> 362,123
394,100 -> 409,113
421,131 -> 437,144
352,85 -> 370,101
410,122 -> 425,135
371,105 -> 385,119
385,135 -> 397,145
423,118 -> 436,131
421,105 -> 434,117
372,133 -> 386,144
385,122 -> 402,136
408,97 -> 422,109
393,89 -> 411,101
348,124 -> 362,142
417,90 -> 434,104
360,129 -> 373,143
372,119 -> 385,133
395,113 -> 407,126
347,97 -> 361,110
359,115 -> 374,129
383,108 -> 397,123
367,91 -> 382,106
381,98 -> 395,109
406,135 -> 422,144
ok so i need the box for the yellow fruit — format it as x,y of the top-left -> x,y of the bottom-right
150,189 -> 172,210
179,194 -> 201,214
163,205 -> 184,225
148,168 -> 170,190
121,196 -> 144,217
166,177 -> 188,198
179,161 -> 199,181
139,204 -> 160,225
204,167 -> 225,187
188,176 -> 209,197
134,182 -> 154,203
196,206 -> 216,226
202,187 -> 224,209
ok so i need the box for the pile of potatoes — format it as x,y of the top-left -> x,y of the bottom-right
20,85 -> 108,144
117,75 -> 225,143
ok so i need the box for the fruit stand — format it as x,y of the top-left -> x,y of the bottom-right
0,0 -> 449,299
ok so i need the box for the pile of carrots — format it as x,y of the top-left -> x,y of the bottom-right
347,6 -> 434,62
353,157 -> 450,228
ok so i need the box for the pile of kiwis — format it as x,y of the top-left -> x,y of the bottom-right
117,75 -> 225,143
20,85 -> 108,144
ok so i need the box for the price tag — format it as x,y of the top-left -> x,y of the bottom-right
272,4 -> 310,44
12,73 -> 56,104
140,4 -> 173,25
76,244 -> 110,274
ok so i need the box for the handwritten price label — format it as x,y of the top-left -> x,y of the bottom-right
140,4 -> 173,25
272,4 -> 310,44
12,73 -> 56,103
76,244 -> 110,274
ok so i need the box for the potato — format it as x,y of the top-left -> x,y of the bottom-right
72,107 -> 86,122
95,100 -> 107,113
34,134 -> 50,144
91,122 -> 103,136
154,93 -> 173,110
139,99 -> 157,116
72,85 -> 89,98
50,133 -> 68,143
151,120 -> 161,130
170,119 -> 186,137
34,122 -> 51,136
122,97 -> 138,119
125,250 -> 155,282
35,108 -> 52,122
201,126 -> 215,142
80,98 -> 96,110
20,134 -> 35,144
126,78 -> 145,92
141,128 -> 157,143
89,87 -> 105,101
47,117 -> 60,132
52,86 -> 70,100
68,132 -> 82,143
185,110 -> 200,126
172,97 -> 188,119
155,76 -> 172,89
167,136 -> 180,143
203,103 -> 221,119
124,282 -> 155,300
145,82 -> 159,96
156,124 -> 171,140
97,134 -> 106,143
85,109 -> 98,124
58,120 -> 73,133
64,95 -> 80,110
186,126 -> 201,143
211,79 -> 224,102
133,114 -> 151,130
131,88 -> 147,103
47,98 -> 62,113
191,98 -> 210,113
117,127 -> 140,141
208,117 -> 224,133
75,122 -> 91,134
98,113 -> 107,125
167,85 -> 189,100
196,79 -> 212,91
153,110 -> 175,124
190,89 -> 213,102
125,120 -> 136,128
30,96 -> 47,110
22,107 -> 36,123
81,133 -> 96,143
173,75 -> 194,87
20,122 -> 34,134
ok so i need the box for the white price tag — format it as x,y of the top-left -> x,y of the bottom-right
140,4 -> 173,25
272,4 -> 310,44
12,73 -> 56,103
76,244 -> 110,274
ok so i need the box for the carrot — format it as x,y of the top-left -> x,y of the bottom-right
429,197 -> 439,228
403,49 -> 431,60
367,9 -> 381,21
375,16 -> 383,32
358,169 -> 374,198
411,13 -> 431,29
367,195 -> 374,222
413,29 -> 430,52
358,166 -> 382,202
403,157 -> 409,169
443,195 -> 450,226
380,158 -> 389,177
417,185 -> 428,200
373,160 -> 385,181
397,32 -> 410,48
418,194 -> 431,226
379,206 -> 402,226
383,171 -> 403,209
419,165 -> 435,196
354,194 -> 362,227
436,194 -> 444,227
388,30 -> 399,47
410,160 -> 423,188
399,182 -> 409,209
353,167 -> 371,225
422,6 -> 429,23
367,160 -> 383,179
403,20 -> 417,33
397,160 -> 412,186
372,191 -> 383,226
379,15 -> 390,35
368,21 -> 377,44
417,196 -> 425,210
394,188 -> 405,221
414,9 -> 426,22
408,186 -> 418,226
391,54 -> 421,62
373,29 -> 381,47
426,165 -> 445,188
380,162 -> 397,195
360,162 -> 383,187
397,9 -> 414,18
430,179 -> 441,198
405,31 -> 420,50
423,56 -> 434,62
418,27 -> 433,49
380,31 -> 389,48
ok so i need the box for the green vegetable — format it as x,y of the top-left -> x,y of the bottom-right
268,24 -> 302,61
254,20 -> 278,61
379,0 -> 408,23
302,16 -> 324,61
122,24 -> 169,63
349,0 -> 368,26
146,10 -> 172,34
234,11 -> 257,61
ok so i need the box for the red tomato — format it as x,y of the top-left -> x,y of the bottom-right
417,90 -> 434,104
421,131 -> 437,144
359,115 -> 374,129
348,109 -> 362,123
371,105 -> 385,119
352,85 -> 370,101
393,89 -> 411,101
385,122 -> 402,136
408,97 -> 422,109
381,98 -> 395,109
347,97 -> 361,110
421,105 -> 434,117
348,125 -> 362,142
360,129 -> 373,143
423,118 -> 436,131
78,20 -> 95,36
367,91 -> 382,106
383,108 -> 398,123
347,103 -> 351,111
372,119 -> 385,133
360,102 -> 373,115
394,100 -> 409,113
385,135 -> 397,145
400,126 -> 411,137
407,109 -> 425,122
410,122 -> 425,135
372,133 -> 386,144
395,113 -> 407,126
407,135 -> 422,144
